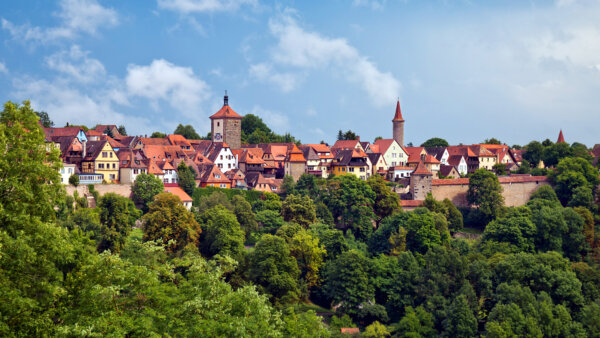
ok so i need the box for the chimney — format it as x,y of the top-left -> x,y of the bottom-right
82,140 -> 87,158
224,90 -> 229,106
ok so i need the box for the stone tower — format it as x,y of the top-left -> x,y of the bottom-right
392,99 -> 405,147
210,92 -> 243,150
410,161 -> 433,201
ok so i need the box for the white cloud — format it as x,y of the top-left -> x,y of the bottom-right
45,45 -> 106,83
249,63 -> 301,92
157,0 -> 257,14
125,59 -> 211,116
253,12 -> 401,107
0,62 -> 7,74
251,105 -> 290,133
2,0 -> 118,44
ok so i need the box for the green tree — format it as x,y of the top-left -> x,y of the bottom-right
97,193 -> 141,253
442,294 -> 477,337
117,125 -> 127,136
523,141 -> 544,166
69,174 -> 79,187
280,175 -> 296,196
395,306 -> 436,338
483,137 -> 502,145
363,321 -> 390,337
34,110 -> 54,127
281,194 -> 317,228
542,142 -> 573,167
232,195 -> 258,236
443,199 -> 463,232
309,223 -> 349,261
248,234 -> 301,302
150,131 -> 166,138
368,174 -> 400,224
281,309 -> 329,337
131,173 -> 164,213
177,161 -> 197,196
482,206 -> 536,253
322,174 -> 375,240
529,184 -> 560,203
195,191 -> 233,214
199,206 -> 245,260
173,123 -> 201,139
142,192 -> 201,253
0,101 -> 63,223
550,157 -> 599,205
420,137 -> 449,147
295,173 -> 319,198
322,250 -> 373,313
242,113 -> 271,136
103,126 -> 114,138
276,225 -> 326,290
567,185 -> 595,210
492,163 -> 508,176
467,168 -> 504,223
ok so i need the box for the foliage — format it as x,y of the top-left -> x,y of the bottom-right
248,234 -> 301,303
367,174 -> 400,224
195,190 -> 233,214
281,194 -> 317,228
363,321 -> 390,337
467,168 -> 504,223
0,100 -> 63,224
309,223 -> 349,261
523,140 -> 544,166
420,137 -> 449,147
35,110 -> 54,127
150,131 -> 166,138
241,114 -> 301,144
232,195 -> 258,236
442,295 -> 477,337
117,124 -> 127,136
177,161 -> 197,196
492,163 -> 508,176
322,174 -> 375,240
482,206 -> 536,253
142,192 -> 201,253
173,123 -> 201,139
337,129 -> 358,141
198,205 -> 245,261
68,174 -> 79,187
322,250 -> 373,314
131,172 -> 164,212
97,193 -> 141,253
276,225 -> 326,291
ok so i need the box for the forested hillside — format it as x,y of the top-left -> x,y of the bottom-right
1,100 -> 600,337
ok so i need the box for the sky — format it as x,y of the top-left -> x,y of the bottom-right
1,0 -> 599,146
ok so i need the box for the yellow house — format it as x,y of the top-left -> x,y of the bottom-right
81,140 -> 119,183
332,148 -> 371,180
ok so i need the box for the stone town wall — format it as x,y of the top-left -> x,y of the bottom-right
65,184 -> 133,199
430,176 -> 550,208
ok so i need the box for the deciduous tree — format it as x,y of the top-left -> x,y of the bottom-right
467,169 -> 504,223
132,173 -> 164,213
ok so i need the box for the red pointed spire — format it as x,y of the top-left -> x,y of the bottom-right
392,99 -> 404,122
557,130 -> 565,144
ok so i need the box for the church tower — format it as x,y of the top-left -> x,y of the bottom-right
210,92 -> 243,149
392,99 -> 405,147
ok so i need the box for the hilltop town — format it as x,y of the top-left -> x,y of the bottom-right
44,93 -> 599,209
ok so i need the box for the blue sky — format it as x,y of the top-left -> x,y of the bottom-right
1,0 -> 599,146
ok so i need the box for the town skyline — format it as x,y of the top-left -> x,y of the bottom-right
1,0 -> 600,145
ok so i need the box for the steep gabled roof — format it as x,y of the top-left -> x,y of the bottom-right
424,154 -> 440,164
424,147 -> 446,161
286,144 -> 307,162
331,139 -> 361,151
299,145 -> 320,161
147,160 -> 164,175
44,126 -> 83,139
138,137 -> 171,146
307,143 -> 331,153
83,140 -> 110,161
199,164 -> 231,184
440,164 -> 459,177
374,139 -> 400,154
167,134 -> 192,148
447,155 -> 466,167
413,161 -> 432,176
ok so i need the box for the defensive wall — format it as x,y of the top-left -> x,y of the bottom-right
430,176 -> 549,208
66,184 -> 133,199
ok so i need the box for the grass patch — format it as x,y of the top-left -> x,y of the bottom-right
128,228 -> 144,242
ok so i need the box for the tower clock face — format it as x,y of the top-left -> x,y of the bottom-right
215,132 -> 222,141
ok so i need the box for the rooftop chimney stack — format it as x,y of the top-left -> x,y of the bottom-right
224,90 -> 229,106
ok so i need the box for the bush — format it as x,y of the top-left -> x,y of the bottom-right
68,174 -> 79,187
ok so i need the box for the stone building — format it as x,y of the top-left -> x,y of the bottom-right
409,161 -> 432,201
284,144 -> 307,181
392,99 -> 405,147
210,93 -> 242,150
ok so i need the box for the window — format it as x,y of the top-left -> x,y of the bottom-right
228,163 -> 231,168
61,168 -> 65,173
112,163 -> 116,169
220,184 -> 226,188
392,153 -> 397,158
217,122 -> 220,127
68,168 -> 72,174
109,174 -> 115,180
110,153 -> 113,158
220,155 -> 223,160
218,164 -> 223,168
102,152 -> 107,158
360,168 -> 365,172
349,167 -> 354,172
98,163 -> 105,169
215,174 -> 221,179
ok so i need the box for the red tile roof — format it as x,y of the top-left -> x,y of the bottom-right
424,154 -> 440,164
400,200 -> 423,207
210,105 -> 242,119
392,100 -> 404,122
332,140 -> 361,150
413,161 -> 432,175
373,139 -> 396,154
164,186 -> 192,202
557,130 -> 566,143
167,134 -> 192,148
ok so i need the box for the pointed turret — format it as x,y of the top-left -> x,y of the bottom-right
392,100 -> 404,122
392,99 -> 405,147
557,130 -> 566,144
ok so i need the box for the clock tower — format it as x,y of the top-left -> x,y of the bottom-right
210,92 -> 243,149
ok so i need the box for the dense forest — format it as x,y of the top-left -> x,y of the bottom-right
2,100 -> 600,337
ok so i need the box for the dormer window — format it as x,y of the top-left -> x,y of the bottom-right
215,174 -> 221,179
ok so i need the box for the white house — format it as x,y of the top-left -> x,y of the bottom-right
368,139 -> 408,168
60,163 -> 77,184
